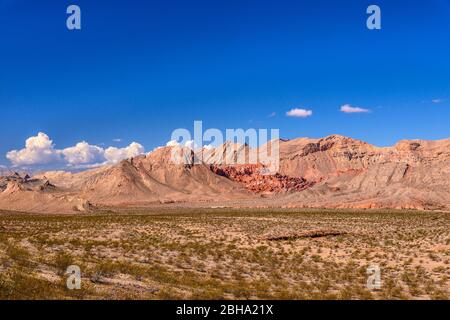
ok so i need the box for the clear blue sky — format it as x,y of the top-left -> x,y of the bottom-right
1,0 -> 449,167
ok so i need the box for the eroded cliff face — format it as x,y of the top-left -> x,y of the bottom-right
272,135 -> 450,210
1,135 -> 449,213
278,135 -> 449,181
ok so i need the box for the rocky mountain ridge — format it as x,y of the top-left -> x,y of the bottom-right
0,135 -> 448,213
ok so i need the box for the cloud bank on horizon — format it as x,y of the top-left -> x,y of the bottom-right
6,132 -> 145,169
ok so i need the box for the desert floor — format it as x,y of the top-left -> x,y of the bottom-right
0,208 -> 448,299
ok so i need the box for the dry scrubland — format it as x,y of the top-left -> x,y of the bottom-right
0,208 -> 448,300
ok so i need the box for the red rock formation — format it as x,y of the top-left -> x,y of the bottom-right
210,164 -> 314,193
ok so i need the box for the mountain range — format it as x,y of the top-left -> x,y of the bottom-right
1,134 -> 449,213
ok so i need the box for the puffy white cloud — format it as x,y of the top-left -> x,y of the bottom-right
166,140 -> 180,147
340,104 -> 370,113
6,133 -> 145,168
6,132 -> 61,166
286,108 -> 313,118
104,142 -> 145,164
165,139 -> 198,150
62,141 -> 105,166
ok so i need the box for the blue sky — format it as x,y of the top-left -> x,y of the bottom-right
0,0 -> 449,168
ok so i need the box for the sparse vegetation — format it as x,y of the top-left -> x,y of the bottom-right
0,208 -> 448,299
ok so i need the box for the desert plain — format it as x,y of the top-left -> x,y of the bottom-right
0,208 -> 448,300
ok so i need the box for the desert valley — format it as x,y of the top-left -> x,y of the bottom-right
0,134 -> 449,300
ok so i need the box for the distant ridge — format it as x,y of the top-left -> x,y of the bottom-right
1,135 -> 449,213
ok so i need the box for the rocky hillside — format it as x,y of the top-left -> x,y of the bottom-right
0,135 -> 449,213
0,172 -> 91,213
271,135 -> 450,210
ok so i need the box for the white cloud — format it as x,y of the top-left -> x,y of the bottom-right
104,142 -> 145,164
165,139 -> 198,150
340,104 -> 370,113
166,140 -> 180,147
6,133 -> 145,168
203,144 -> 214,150
432,99 -> 444,104
286,108 -> 313,118
62,142 -> 105,166
6,132 -> 61,166
112,138 -> 122,142
268,112 -> 276,118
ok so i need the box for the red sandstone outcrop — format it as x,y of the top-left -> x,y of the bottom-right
210,164 -> 313,193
